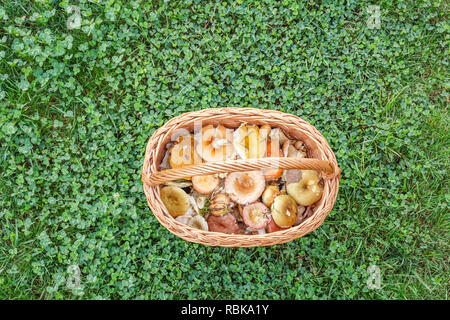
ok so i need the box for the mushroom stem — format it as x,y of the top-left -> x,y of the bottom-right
258,124 -> 271,158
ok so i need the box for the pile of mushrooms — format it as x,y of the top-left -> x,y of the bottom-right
158,124 -> 324,235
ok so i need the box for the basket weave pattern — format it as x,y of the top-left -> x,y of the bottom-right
142,108 -> 340,247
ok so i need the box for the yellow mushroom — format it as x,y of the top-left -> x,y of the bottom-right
262,185 -> 280,207
196,125 -> 234,162
160,186 -> 191,217
247,125 -> 259,159
271,195 -> 298,227
169,134 -> 194,169
233,123 -> 248,160
286,170 -> 323,206
257,125 -> 271,158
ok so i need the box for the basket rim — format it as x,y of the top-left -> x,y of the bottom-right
142,107 -> 340,247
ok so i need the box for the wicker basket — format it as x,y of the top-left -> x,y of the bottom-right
141,107 -> 340,247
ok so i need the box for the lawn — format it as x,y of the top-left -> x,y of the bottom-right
0,0 -> 448,299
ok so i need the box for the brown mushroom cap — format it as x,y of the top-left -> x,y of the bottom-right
271,195 -> 298,227
224,171 -> 265,205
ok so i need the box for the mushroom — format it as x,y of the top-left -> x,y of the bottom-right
271,195 -> 298,227
289,140 -> 307,157
269,128 -> 289,146
163,180 -> 193,188
294,140 -> 307,153
160,186 -> 191,217
247,124 -> 271,159
169,133 -> 194,169
175,215 -> 192,225
171,129 -> 192,143
258,124 -> 271,158
262,128 -> 288,180
224,171 -> 265,205
184,206 -> 195,216
297,149 -> 307,158
283,140 -> 305,159
262,185 -> 280,207
263,140 -> 283,181
187,215 -> 209,231
207,213 -> 239,234
196,125 -> 234,162
210,193 -> 231,216
196,196 -> 207,210
286,170 -> 323,206
192,174 -> 220,195
188,195 -> 200,214
247,125 -> 259,159
233,123 -> 248,160
242,202 -> 270,230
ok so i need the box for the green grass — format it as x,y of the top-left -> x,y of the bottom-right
0,0 -> 448,299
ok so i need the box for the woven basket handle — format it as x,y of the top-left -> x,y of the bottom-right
142,157 -> 340,187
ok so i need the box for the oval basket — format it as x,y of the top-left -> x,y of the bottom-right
141,107 -> 341,247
